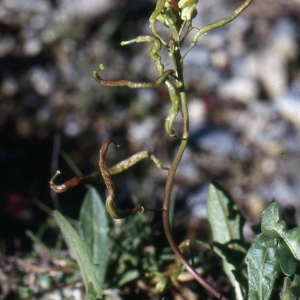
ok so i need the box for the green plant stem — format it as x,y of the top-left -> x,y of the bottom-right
162,49 -> 228,300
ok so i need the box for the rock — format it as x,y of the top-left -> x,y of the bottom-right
23,38 -> 42,56
186,186 -> 208,219
217,76 -> 259,103
274,92 -> 300,125
194,124 -> 250,160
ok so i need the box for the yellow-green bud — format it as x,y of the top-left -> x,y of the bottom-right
178,0 -> 198,21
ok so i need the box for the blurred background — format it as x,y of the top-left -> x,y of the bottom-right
0,0 -> 300,294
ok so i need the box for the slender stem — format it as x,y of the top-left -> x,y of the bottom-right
162,48 -> 228,299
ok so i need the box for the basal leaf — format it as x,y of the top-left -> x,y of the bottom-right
87,282 -> 100,300
79,187 -> 110,286
261,202 -> 280,237
280,277 -> 296,300
290,274 -> 300,298
275,241 -> 297,277
279,226 -> 300,262
118,270 -> 140,287
245,234 -> 281,300
261,203 -> 300,261
207,182 -> 245,245
207,182 -> 246,299
247,203 -> 300,298
53,210 -> 102,299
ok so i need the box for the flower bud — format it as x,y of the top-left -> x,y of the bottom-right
178,0 -> 198,21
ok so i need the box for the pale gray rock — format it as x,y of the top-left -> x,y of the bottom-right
217,76 -> 259,103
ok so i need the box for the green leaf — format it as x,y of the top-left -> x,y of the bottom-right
261,202 -> 279,236
290,274 -> 300,298
279,276 -> 300,300
207,182 -> 245,249
87,282 -> 100,300
18,286 -> 34,299
118,270 -> 140,286
246,203 -> 300,299
79,187 -> 110,286
207,182 -> 246,299
280,277 -> 296,300
261,203 -> 300,262
275,241 -> 297,277
245,234 -> 281,300
53,210 -> 102,299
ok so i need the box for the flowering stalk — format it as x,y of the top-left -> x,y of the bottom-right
50,0 -> 253,298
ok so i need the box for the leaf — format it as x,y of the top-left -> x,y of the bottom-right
261,203 -> 300,262
155,239 -> 190,292
79,187 -> 110,286
207,182 -> 245,249
290,274 -> 300,298
18,286 -> 34,299
261,202 -> 279,235
53,210 -> 102,299
118,270 -> 140,286
246,203 -> 300,299
280,277 -> 296,300
87,282 -> 100,300
245,234 -> 281,300
207,182 -> 246,299
275,241 -> 297,277
280,276 -> 300,300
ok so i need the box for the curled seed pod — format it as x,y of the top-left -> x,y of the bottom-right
49,170 -> 101,193
49,145 -> 168,194
99,138 -> 145,219
93,65 -> 173,89
164,80 -> 180,137
109,150 -> 168,175
121,35 -> 164,76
